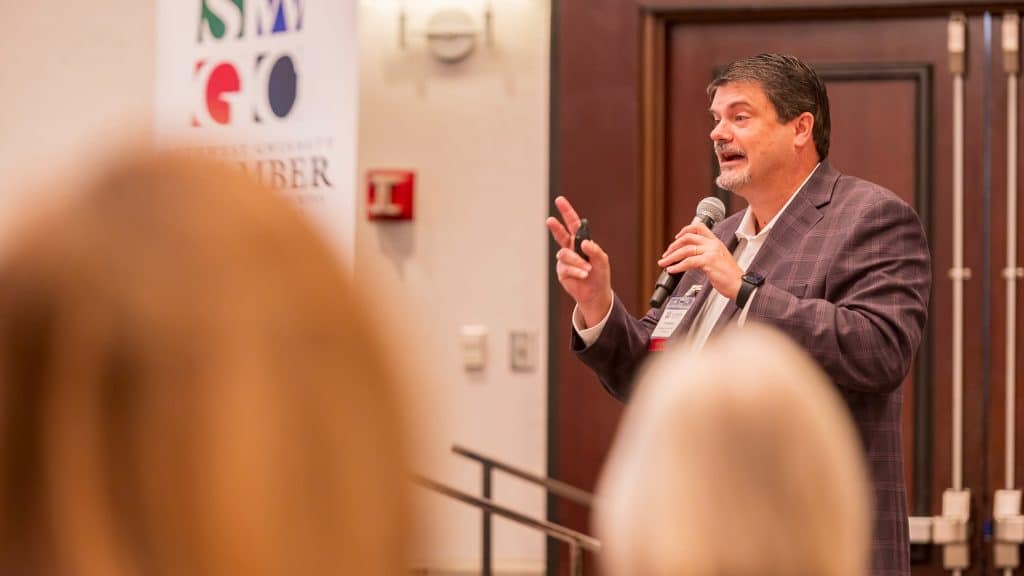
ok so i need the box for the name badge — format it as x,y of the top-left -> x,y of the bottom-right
648,285 -> 700,351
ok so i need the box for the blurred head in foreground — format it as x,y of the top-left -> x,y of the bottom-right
0,154 -> 410,575
595,325 -> 871,576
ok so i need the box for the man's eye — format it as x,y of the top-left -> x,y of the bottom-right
734,115 -> 749,121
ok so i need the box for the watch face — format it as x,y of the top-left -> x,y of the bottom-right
743,273 -> 765,285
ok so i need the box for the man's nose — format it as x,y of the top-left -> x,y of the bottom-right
709,121 -> 729,143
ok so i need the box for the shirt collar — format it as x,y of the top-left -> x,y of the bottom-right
735,163 -> 821,242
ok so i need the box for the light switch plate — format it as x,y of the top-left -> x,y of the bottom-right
460,325 -> 487,371
509,330 -> 536,372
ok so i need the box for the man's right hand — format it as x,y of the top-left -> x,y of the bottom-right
546,196 -> 613,328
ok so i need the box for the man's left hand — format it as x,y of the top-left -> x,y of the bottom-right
658,223 -> 744,300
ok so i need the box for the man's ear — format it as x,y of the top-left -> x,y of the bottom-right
792,112 -> 815,148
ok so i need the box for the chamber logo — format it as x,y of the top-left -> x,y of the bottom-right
192,0 -> 304,126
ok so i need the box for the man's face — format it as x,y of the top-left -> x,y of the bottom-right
708,82 -> 796,194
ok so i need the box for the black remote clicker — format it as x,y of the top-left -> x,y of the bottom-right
574,218 -> 591,262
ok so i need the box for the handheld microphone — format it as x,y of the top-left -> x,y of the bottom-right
649,196 -> 727,309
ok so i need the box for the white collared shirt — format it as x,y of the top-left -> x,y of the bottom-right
574,163 -> 821,350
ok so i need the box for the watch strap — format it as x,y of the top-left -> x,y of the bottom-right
736,277 -> 759,309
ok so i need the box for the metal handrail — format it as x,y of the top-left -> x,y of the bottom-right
451,444 -> 596,574
412,475 -> 601,576
452,444 -> 595,507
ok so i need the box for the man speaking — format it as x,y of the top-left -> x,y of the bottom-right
546,53 -> 931,576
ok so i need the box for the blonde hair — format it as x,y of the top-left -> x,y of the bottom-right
0,154 -> 410,575
595,324 -> 871,576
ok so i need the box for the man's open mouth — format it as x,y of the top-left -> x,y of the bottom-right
718,150 -> 746,165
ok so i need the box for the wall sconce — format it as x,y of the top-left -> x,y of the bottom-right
399,3 -> 493,64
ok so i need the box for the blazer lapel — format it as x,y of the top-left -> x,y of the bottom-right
709,161 -> 838,335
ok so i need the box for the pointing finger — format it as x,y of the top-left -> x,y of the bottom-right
554,196 -> 582,236
546,216 -> 573,248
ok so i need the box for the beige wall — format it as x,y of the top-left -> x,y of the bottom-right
0,1 -> 551,572
357,1 -> 551,573
0,2 -> 156,213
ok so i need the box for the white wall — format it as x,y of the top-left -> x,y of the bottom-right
0,2 -> 156,214
0,1 -> 552,573
356,1 -> 551,573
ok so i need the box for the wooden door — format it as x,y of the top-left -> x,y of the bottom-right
549,2 -> 1022,574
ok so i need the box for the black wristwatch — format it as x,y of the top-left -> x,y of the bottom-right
735,272 -> 764,309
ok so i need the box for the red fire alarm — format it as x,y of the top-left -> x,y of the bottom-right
367,170 -> 415,221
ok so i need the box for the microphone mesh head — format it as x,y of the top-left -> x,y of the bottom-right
696,196 -> 727,226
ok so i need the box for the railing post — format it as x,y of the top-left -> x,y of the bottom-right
482,462 -> 493,576
569,541 -> 582,576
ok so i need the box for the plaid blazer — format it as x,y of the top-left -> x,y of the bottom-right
575,161 -> 931,576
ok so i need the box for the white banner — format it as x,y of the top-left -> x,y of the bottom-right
154,0 -> 357,265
